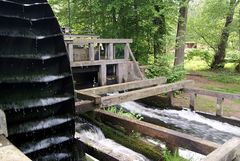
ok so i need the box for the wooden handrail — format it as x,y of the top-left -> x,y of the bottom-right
184,87 -> 240,117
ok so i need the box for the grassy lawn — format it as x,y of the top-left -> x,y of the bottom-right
185,59 -> 240,94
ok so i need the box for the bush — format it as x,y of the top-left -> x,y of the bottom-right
185,49 -> 213,67
146,55 -> 186,83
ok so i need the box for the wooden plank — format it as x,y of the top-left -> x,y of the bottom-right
89,43 -> 95,61
76,91 -> 101,104
78,77 -> 167,95
124,43 -> 130,60
75,101 -> 98,113
68,44 -> 74,62
116,63 -> 124,83
126,44 -> 144,79
184,88 -> 240,100
101,80 -> 194,107
71,59 -> 126,67
0,135 -> 31,161
216,97 -> 224,117
98,64 -> 107,86
205,137 -> 240,161
108,43 -> 114,60
75,136 -> 119,161
0,110 -> 7,137
73,39 -> 133,44
94,110 -> 220,155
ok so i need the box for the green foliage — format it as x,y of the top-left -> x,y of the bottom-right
105,106 -> 143,120
146,55 -> 186,83
163,150 -> 188,161
48,0 -> 181,64
192,70 -> 240,85
186,49 -> 213,66
225,50 -> 240,62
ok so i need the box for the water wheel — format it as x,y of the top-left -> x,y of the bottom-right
0,0 -> 82,160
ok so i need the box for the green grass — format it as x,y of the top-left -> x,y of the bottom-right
204,85 -> 240,94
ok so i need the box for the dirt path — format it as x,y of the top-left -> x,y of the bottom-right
173,74 -> 240,119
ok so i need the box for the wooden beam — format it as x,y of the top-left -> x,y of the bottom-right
75,138 -> 119,161
124,43 -> 130,60
108,43 -> 114,60
98,64 -> 107,86
204,137 -> 240,161
78,77 -> 167,95
126,44 -> 144,79
72,39 -> 133,44
101,80 -> 194,107
0,110 -> 7,137
75,101 -> 98,114
76,91 -> 101,104
116,63 -> 124,83
71,59 -> 126,67
94,110 -> 220,155
68,44 -> 74,62
184,88 -> 240,100
0,135 -> 31,161
89,43 -> 95,61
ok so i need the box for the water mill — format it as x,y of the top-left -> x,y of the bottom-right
0,0 -> 240,161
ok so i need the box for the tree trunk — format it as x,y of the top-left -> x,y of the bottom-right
153,5 -> 167,62
211,0 -> 238,69
174,0 -> 189,66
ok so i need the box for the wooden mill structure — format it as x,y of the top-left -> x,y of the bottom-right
64,35 -> 143,89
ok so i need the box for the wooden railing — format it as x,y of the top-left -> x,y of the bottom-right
184,87 -> 240,117
66,39 -> 133,62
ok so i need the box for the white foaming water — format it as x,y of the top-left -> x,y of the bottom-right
75,122 -> 150,161
120,101 -> 240,144
160,109 -> 240,136
145,137 -> 205,161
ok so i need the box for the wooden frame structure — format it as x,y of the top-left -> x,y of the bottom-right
66,38 -> 143,86
75,78 -> 240,161
184,87 -> 240,117
75,78 -> 194,112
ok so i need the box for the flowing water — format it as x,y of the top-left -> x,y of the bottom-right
75,120 -> 150,161
120,101 -> 240,144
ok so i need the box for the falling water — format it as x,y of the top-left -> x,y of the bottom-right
75,120 -> 150,161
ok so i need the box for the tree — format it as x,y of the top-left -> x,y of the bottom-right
211,0 -> 240,69
174,0 -> 189,66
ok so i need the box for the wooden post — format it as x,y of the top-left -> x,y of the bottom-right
123,63 -> 128,82
216,97 -> 224,117
68,44 -> 74,62
166,143 -> 179,154
124,43 -> 130,60
167,92 -> 174,107
116,63 -> 124,83
89,43 -> 95,61
98,64 -> 107,86
104,44 -> 108,60
108,43 -> 114,60
126,44 -> 144,79
190,93 -> 197,111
